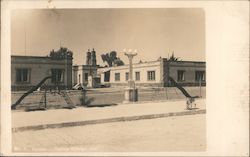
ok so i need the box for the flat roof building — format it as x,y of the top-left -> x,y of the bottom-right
72,65 -> 98,87
11,55 -> 73,91
97,58 -> 206,87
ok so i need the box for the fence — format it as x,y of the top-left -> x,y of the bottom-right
11,86 -> 206,111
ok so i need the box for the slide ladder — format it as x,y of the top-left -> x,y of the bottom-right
38,93 -> 45,109
11,76 -> 52,109
60,91 -> 75,109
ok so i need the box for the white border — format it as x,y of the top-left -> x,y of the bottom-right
1,0 -> 249,156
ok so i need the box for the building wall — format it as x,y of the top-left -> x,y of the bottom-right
160,58 -> 169,86
11,56 -> 72,91
73,65 -> 98,85
98,61 -> 162,87
72,66 -> 78,86
166,61 -> 206,86
98,59 -> 206,87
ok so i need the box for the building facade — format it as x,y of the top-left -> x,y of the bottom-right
72,48 -> 100,87
97,58 -> 206,87
11,55 -> 73,91
72,65 -> 98,86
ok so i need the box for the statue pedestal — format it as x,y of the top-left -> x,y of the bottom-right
123,87 -> 138,103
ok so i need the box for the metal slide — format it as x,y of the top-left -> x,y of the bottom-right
168,76 -> 199,109
168,76 -> 199,98
11,76 -> 52,109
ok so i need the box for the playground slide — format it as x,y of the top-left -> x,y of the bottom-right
11,76 -> 52,109
168,76 -> 199,98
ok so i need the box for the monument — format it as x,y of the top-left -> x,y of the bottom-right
123,49 -> 138,103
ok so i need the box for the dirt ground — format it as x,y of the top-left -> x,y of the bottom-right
13,114 -> 206,152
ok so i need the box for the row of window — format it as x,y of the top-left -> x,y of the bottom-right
114,70 -> 205,82
78,73 -> 89,82
177,70 -> 205,81
125,72 -> 142,81
15,68 -> 65,83
115,71 -> 156,81
16,68 -> 205,83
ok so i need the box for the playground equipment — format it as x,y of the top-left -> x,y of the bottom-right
150,75 -> 199,110
11,76 -> 52,109
11,76 -> 75,110
168,76 -> 199,110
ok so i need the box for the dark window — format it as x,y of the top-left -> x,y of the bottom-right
195,71 -> 205,81
135,72 -> 140,81
51,69 -> 64,83
16,68 -> 30,83
177,70 -> 185,81
78,74 -> 81,83
115,73 -> 120,81
147,71 -> 155,81
84,73 -> 88,81
125,72 -> 129,81
104,71 -> 110,82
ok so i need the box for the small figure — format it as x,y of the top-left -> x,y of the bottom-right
186,97 -> 196,110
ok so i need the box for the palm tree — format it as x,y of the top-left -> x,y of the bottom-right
167,52 -> 181,62
101,51 -> 124,67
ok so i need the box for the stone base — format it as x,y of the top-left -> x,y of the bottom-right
123,87 -> 138,103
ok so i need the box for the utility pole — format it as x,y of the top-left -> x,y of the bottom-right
199,75 -> 202,98
24,12 -> 27,56
44,88 -> 47,109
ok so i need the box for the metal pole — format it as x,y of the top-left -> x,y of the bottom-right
65,55 -> 67,90
199,76 -> 201,97
44,89 -> 47,109
24,14 -> 27,56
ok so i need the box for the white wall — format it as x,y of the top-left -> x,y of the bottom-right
98,61 -> 162,84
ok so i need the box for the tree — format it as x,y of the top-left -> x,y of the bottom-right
110,51 -> 117,61
101,51 -> 124,67
167,52 -> 181,62
49,47 -> 73,59
101,53 -> 112,66
113,57 -> 124,66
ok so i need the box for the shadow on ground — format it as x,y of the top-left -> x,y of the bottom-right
84,103 -> 118,108
24,103 -> 118,112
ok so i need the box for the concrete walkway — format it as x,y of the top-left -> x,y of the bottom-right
12,99 -> 206,132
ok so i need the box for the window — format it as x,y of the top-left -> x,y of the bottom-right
115,73 -> 120,81
104,71 -> 110,82
125,72 -> 129,81
16,68 -> 30,83
147,71 -> 155,81
177,70 -> 185,81
135,72 -> 140,81
195,71 -> 205,81
84,73 -> 88,81
51,69 -> 64,83
78,74 -> 81,83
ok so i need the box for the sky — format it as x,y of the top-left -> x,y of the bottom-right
11,9 -> 205,66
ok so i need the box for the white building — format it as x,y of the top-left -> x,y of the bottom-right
72,65 -> 98,86
97,58 -> 206,87
98,60 -> 162,87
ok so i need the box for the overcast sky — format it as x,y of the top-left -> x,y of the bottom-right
11,9 -> 205,65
